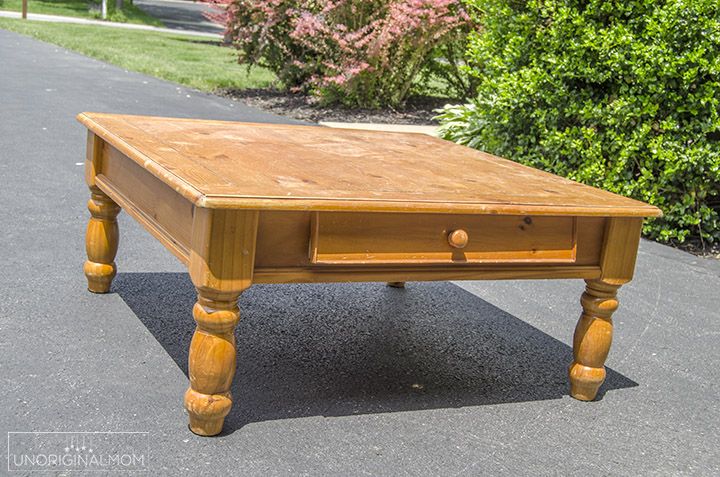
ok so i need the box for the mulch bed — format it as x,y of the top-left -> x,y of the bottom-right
673,240 -> 720,260
219,88 -> 459,125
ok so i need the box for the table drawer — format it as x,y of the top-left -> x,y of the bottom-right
309,212 -> 577,265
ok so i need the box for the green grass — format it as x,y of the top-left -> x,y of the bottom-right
0,18 -> 277,92
0,0 -> 163,25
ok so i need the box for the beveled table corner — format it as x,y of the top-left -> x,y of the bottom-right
78,112 -> 662,436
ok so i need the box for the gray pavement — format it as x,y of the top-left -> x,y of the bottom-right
134,0 -> 224,35
1,28 -> 719,475
0,10 -> 222,38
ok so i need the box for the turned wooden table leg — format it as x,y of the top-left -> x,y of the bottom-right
185,208 -> 259,436
569,279 -> 620,401
84,189 -> 120,293
184,290 -> 241,436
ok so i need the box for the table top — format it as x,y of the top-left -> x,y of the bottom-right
78,112 -> 661,217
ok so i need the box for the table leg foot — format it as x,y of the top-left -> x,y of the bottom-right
184,291 -> 240,436
84,191 -> 120,293
387,282 -> 405,288
569,279 -> 619,401
185,389 -> 231,436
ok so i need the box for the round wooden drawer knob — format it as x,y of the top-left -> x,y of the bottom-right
448,229 -> 469,249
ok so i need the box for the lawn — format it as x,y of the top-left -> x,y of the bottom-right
0,18 -> 277,92
0,0 -> 163,25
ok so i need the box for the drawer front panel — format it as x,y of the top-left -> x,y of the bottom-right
309,212 -> 577,265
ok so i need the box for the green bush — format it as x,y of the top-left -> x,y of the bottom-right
438,0 -> 720,243
419,21 -> 481,99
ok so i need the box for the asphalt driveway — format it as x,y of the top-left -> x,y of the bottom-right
1,29 -> 719,475
134,0 -> 224,35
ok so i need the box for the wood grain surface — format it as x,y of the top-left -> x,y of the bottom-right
77,112 -> 662,217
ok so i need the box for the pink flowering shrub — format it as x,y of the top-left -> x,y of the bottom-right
203,0 -> 474,107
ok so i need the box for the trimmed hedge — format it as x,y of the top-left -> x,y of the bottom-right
438,0 -> 720,243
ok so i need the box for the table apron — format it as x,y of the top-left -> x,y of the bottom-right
94,143 -> 194,264
89,141 -> 641,286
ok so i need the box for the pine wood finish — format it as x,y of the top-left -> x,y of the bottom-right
79,112 -> 662,435
84,132 -> 121,293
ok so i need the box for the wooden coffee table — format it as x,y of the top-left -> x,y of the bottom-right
78,112 -> 661,436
